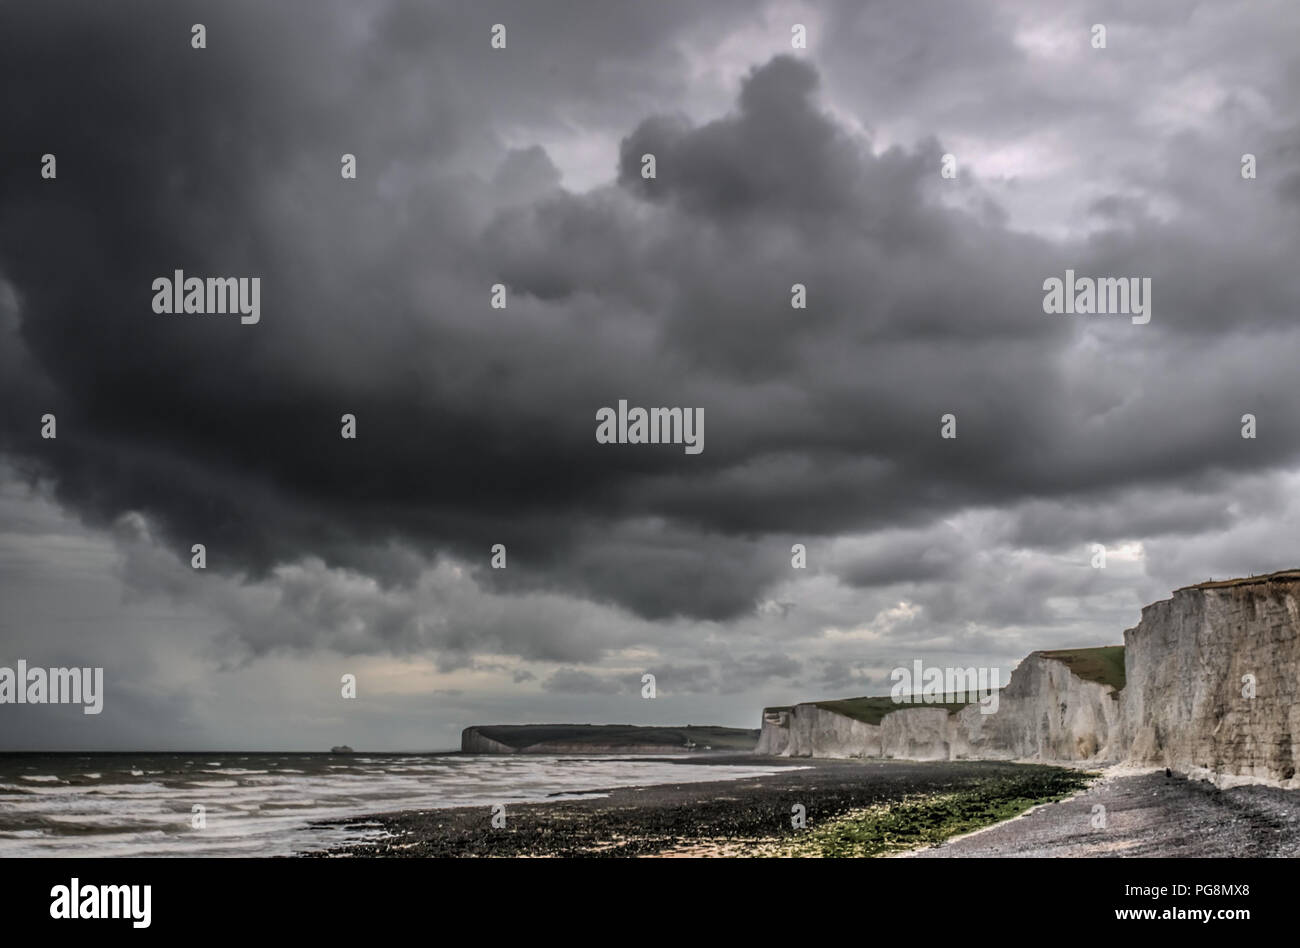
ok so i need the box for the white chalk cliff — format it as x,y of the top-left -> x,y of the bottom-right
759,649 -> 1122,764
757,570 -> 1300,788
1123,572 -> 1300,788
754,705 -> 882,758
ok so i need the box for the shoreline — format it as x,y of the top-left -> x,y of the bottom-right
302,756 -> 1094,858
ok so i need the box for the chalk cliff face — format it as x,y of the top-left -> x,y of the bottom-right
754,706 -> 881,758
958,652 -> 1123,762
756,571 -> 1300,789
1122,574 -> 1300,788
461,728 -> 521,754
880,708 -> 955,760
757,651 -> 1123,764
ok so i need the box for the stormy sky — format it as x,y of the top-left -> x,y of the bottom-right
2,0 -> 1299,750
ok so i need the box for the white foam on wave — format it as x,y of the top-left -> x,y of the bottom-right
198,768 -> 268,776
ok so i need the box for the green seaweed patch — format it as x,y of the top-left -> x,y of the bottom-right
766,766 -> 1095,857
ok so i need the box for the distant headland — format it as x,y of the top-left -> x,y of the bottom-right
461,724 -> 758,754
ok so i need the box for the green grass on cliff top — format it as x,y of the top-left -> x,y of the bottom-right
1035,645 -> 1125,691
810,695 -> 980,726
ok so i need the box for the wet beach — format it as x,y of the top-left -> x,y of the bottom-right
306,756 -> 1094,857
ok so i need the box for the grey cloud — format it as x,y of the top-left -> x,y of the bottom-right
3,0 -> 1300,748
542,668 -> 628,695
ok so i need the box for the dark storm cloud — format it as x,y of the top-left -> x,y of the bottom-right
3,0 -> 1300,655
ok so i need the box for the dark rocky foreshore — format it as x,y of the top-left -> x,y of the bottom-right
301,757 -> 1091,857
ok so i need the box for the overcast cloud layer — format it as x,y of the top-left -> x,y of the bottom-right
2,0 -> 1299,749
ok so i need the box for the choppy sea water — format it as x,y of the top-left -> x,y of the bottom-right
0,753 -> 791,857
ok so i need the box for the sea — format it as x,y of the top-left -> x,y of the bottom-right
0,752 -> 790,857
